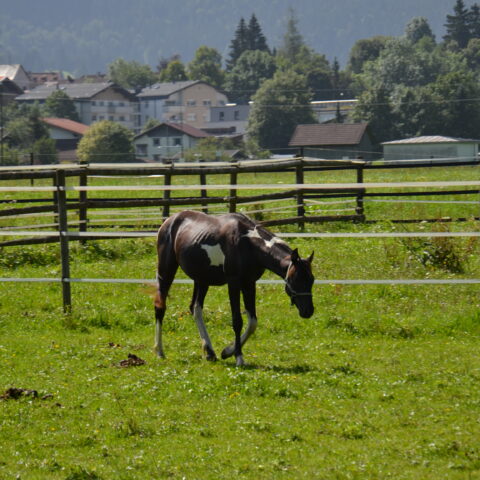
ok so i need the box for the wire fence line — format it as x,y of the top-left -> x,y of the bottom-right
1,158 -> 480,311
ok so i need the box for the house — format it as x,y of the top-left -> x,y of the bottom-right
15,82 -> 139,130
382,136 -> 480,163
42,117 -> 89,152
203,104 -> 250,136
29,71 -> 70,87
137,80 -> 228,130
289,122 -> 377,160
0,77 -> 23,105
133,122 -> 210,162
310,99 -> 358,124
0,64 -> 31,91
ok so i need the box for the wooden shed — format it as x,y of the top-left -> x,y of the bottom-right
289,122 -> 377,161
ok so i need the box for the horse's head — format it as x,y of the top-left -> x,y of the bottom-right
285,249 -> 315,319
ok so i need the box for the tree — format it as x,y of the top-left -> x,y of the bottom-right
226,18 -> 249,71
277,8 -> 305,65
187,46 -> 225,89
282,46 -> 335,100
426,70 -> 480,138
246,14 -> 269,52
43,90 -> 80,121
247,70 -> 316,150
6,104 -> 49,150
107,58 -> 158,91
159,60 -> 188,82
353,85 -> 395,143
33,137 -> 58,164
225,50 -> 276,104
226,15 -> 270,72
469,3 -> 480,38
444,0 -> 471,48
347,36 -> 391,74
405,17 -> 436,44
77,120 -> 134,163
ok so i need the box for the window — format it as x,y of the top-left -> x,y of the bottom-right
92,115 -> 97,121
153,138 -> 160,146
99,101 -> 104,106
219,112 -> 225,121
234,110 -> 240,120
119,115 -> 125,122
99,116 -> 105,120
187,113 -> 196,121
144,100 -> 149,108
91,101 -> 96,106
109,116 -> 114,121
174,137 -> 182,146
119,102 -> 125,107
136,144 -> 148,155
187,99 -> 196,106
203,100 -> 212,106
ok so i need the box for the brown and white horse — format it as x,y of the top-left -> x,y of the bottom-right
154,210 -> 314,366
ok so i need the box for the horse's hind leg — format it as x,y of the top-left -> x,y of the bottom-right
191,282 -> 217,361
154,241 -> 178,358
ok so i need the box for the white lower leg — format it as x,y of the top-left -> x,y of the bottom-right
154,319 -> 165,358
193,305 -> 215,357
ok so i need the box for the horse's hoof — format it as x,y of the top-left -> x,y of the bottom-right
206,354 -> 218,362
221,345 -> 234,359
235,355 -> 245,367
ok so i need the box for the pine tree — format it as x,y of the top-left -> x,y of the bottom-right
278,7 -> 305,64
226,18 -> 249,71
468,3 -> 480,39
444,0 -> 471,48
246,14 -> 269,52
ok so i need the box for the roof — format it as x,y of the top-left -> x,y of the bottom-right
135,122 -> 210,139
0,77 -> 23,94
16,82 -> 136,101
289,123 -> 370,147
42,117 -> 89,135
137,80 -> 200,98
382,135 -> 480,145
0,64 -> 24,79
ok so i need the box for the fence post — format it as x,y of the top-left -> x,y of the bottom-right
199,162 -> 208,214
356,165 -> 365,221
56,169 -> 72,313
229,163 -> 238,213
78,166 -> 88,243
295,158 -> 305,229
162,167 -> 171,219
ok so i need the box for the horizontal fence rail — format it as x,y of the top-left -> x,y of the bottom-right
1,157 -> 480,311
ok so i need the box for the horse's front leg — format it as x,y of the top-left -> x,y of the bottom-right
221,282 -> 257,363
224,282 -> 244,367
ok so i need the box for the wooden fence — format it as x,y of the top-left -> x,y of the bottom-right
1,156 -> 480,311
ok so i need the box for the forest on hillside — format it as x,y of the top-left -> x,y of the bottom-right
0,0 -> 475,74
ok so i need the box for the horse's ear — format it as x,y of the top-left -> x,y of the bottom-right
291,248 -> 300,263
307,251 -> 314,264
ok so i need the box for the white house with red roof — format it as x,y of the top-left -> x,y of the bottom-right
41,117 -> 89,159
133,121 -> 210,162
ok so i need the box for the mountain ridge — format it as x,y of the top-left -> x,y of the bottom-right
0,0 -> 475,75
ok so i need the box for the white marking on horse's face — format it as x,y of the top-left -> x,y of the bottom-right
200,243 -> 225,267
245,227 -> 287,249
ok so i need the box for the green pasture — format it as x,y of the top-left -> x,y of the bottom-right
1,165 -> 480,478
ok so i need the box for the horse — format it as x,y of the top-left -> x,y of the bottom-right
154,210 -> 315,366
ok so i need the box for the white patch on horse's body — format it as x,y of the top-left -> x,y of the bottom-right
245,227 -> 287,249
200,243 -> 225,267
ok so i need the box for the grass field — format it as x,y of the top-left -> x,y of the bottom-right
1,165 -> 480,479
